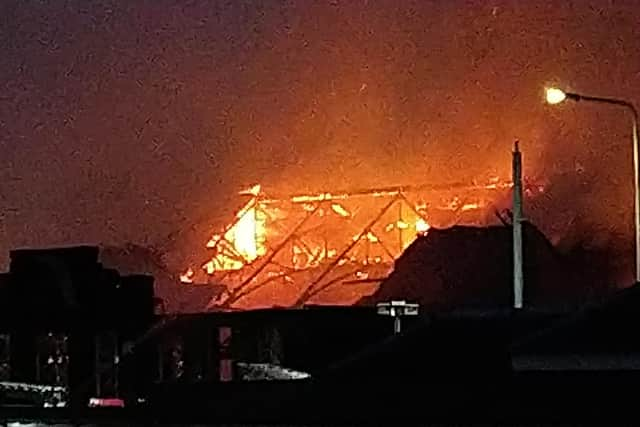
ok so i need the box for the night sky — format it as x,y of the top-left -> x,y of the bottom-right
2,0 -> 640,276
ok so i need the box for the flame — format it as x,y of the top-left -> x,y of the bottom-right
291,192 -> 340,203
416,218 -> 431,234
206,234 -> 221,248
461,202 -> 481,211
233,206 -> 259,260
184,179 -> 522,289
365,231 -> 379,243
203,260 -> 216,274
396,220 -> 410,230
356,271 -> 367,279
240,184 -> 262,196
331,203 -> 351,217
180,268 -> 195,284
201,188 -> 268,273
209,205 -> 267,271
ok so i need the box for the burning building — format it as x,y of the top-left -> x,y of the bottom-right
180,178 -> 544,311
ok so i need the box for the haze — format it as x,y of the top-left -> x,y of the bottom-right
1,0 -> 639,278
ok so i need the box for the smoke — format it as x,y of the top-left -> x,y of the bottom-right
1,0 -> 639,280
526,170 -> 634,286
489,162 -> 634,287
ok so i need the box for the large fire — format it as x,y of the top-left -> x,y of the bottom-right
180,179 -> 523,310
202,200 -> 267,272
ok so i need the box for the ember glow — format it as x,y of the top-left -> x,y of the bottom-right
179,268 -> 194,284
416,218 -> 431,234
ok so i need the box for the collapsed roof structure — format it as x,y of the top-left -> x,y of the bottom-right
179,179 -> 544,311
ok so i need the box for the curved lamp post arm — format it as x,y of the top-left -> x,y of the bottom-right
566,92 -> 638,115
565,93 -> 638,138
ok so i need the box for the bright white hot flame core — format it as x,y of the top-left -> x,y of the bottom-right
416,218 -> 430,234
233,206 -> 258,260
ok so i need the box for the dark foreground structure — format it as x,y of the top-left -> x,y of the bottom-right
363,222 -> 615,309
0,246 -> 156,408
0,240 -> 638,425
144,287 -> 640,425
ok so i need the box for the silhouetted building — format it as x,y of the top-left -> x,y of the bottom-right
1,236 -> 638,424
363,222 -> 616,310
0,246 -> 156,407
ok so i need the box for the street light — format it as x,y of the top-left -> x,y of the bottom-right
545,87 -> 640,284
545,88 -> 567,105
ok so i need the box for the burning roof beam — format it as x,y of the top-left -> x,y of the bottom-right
209,203 -> 321,309
261,181 -> 513,205
294,196 -> 401,306
184,178 -> 540,310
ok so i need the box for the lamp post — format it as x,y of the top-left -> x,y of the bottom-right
545,87 -> 640,284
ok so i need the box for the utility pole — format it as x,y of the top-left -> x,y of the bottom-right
512,141 -> 524,309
